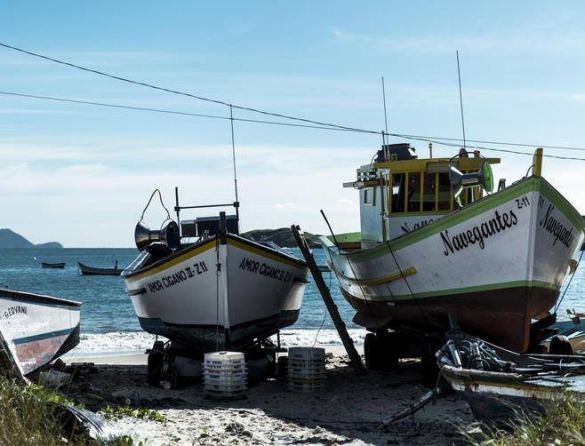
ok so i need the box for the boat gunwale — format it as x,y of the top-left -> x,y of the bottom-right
0,288 -> 81,307
124,232 -> 306,281
323,175 -> 584,262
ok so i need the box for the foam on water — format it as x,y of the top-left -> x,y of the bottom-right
64,328 -> 367,356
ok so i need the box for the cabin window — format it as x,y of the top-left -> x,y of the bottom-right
363,187 -> 375,206
437,173 -> 451,211
422,173 -> 436,211
390,174 -> 405,212
407,173 -> 421,212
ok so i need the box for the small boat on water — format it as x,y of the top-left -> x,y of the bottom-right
437,331 -> 585,424
0,288 -> 81,377
321,144 -> 585,360
41,262 -> 66,269
78,261 -> 122,276
122,190 -> 309,354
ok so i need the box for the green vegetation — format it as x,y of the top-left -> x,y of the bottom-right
102,405 -> 166,423
468,394 -> 585,445
0,376 -> 145,445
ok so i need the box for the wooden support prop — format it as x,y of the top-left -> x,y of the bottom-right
291,224 -> 365,374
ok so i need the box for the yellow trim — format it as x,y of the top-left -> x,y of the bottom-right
373,157 -> 500,172
227,238 -> 306,270
533,147 -> 543,177
339,266 -> 417,286
125,240 -> 216,282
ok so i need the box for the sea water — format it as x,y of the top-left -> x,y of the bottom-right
0,248 -> 583,354
0,248 -> 363,354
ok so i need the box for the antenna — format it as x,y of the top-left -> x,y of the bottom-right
381,76 -> 389,134
456,50 -> 467,150
229,105 -> 240,224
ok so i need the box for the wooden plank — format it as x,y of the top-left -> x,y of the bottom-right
291,225 -> 365,374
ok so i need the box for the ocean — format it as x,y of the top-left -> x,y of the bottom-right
0,247 -> 583,354
0,247 -> 363,354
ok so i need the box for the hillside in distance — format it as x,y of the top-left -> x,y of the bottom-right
0,229 -> 63,249
241,227 -> 321,248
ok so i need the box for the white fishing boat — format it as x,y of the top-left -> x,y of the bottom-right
321,144 -> 585,359
0,288 -> 81,377
122,190 -> 308,354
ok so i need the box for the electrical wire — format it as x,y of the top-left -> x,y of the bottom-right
3,89 -> 585,162
0,42 -> 377,134
4,42 -> 585,156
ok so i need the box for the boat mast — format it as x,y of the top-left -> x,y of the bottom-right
456,50 -> 467,150
381,76 -> 389,146
229,105 -> 240,228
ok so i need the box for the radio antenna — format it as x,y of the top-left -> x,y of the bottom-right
456,50 -> 467,150
381,76 -> 389,134
229,104 -> 240,223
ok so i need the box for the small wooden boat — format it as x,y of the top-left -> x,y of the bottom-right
0,288 -> 81,377
78,261 -> 122,276
41,262 -> 66,269
438,331 -> 585,424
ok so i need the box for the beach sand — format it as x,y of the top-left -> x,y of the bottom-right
62,346 -> 472,445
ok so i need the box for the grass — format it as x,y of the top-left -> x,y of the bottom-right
467,394 -> 585,445
0,375 -> 144,445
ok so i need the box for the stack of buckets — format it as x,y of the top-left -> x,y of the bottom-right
203,351 -> 247,400
287,347 -> 326,393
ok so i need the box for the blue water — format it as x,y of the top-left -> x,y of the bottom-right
0,248 -> 356,334
0,248 -> 583,336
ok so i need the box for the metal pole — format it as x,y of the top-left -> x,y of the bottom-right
174,186 -> 181,237
382,76 -> 389,134
229,105 -> 240,227
456,50 -> 467,150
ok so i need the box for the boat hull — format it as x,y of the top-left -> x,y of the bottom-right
123,234 -> 308,352
78,262 -> 122,276
41,262 -> 65,269
323,176 -> 585,351
0,289 -> 81,375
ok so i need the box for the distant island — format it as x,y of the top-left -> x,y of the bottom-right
0,229 -> 63,249
241,228 -> 321,248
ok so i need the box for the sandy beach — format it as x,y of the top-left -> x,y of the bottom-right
62,346 -> 472,445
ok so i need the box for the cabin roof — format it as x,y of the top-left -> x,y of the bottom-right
372,157 -> 500,173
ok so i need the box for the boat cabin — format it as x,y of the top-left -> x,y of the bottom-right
343,143 -> 500,249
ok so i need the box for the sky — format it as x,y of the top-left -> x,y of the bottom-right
1,1 -> 585,247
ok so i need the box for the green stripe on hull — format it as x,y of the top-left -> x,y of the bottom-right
13,328 -> 74,345
349,280 -> 559,302
349,176 -> 583,261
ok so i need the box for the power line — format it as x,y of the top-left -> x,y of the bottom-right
0,42 -> 376,135
0,90 -> 368,133
2,89 -> 585,162
2,42 -> 585,155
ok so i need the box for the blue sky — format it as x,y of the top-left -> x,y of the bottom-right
1,1 -> 585,247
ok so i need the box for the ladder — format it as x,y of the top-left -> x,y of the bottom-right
291,225 -> 365,374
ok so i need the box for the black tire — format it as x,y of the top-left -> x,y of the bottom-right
364,333 -> 378,369
378,332 -> 399,370
420,345 -> 439,388
147,351 -> 164,387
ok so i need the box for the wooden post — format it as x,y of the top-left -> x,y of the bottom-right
291,225 -> 365,374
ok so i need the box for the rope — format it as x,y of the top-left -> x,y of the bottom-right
554,248 -> 585,314
139,189 -> 171,221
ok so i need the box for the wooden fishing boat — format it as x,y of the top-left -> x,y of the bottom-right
41,262 -> 66,269
123,190 -> 309,354
78,261 -> 122,276
0,288 -> 81,376
438,331 -> 585,424
321,145 -> 585,359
